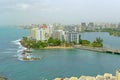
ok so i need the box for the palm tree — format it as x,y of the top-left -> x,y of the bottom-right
96,37 -> 103,44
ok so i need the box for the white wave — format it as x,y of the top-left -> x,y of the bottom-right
18,57 -> 24,61
12,39 -> 27,53
17,55 -> 34,61
12,39 -> 36,61
7,48 -> 17,51
2,51 -> 16,53
13,54 -> 18,57
19,45 -> 22,48
17,48 -> 27,53
15,53 -> 25,61
11,39 -> 21,45
12,39 -> 21,43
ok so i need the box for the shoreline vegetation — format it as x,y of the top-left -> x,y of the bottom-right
102,28 -> 120,37
20,36 -> 103,50
85,28 -> 120,37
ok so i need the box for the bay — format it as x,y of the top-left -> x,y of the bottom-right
0,26 -> 120,80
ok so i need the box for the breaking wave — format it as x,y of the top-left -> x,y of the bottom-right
12,39 -> 27,61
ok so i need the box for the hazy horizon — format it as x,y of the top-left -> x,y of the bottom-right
0,0 -> 120,25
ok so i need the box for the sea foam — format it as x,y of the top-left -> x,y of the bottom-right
12,39 -> 27,60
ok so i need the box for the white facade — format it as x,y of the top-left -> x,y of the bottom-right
31,28 -> 40,40
39,28 -> 49,41
30,24 -> 53,41
66,32 -> 79,44
52,30 -> 65,41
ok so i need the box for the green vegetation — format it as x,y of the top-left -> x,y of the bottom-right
79,35 -> 103,47
20,37 -> 74,49
99,28 -> 120,36
91,37 -> 103,47
48,37 -> 61,46
84,28 -> 120,37
79,40 -> 90,46
21,34 -> 82,49
20,37 -> 47,49
21,35 -> 103,50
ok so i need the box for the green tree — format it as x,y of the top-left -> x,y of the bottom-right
92,37 -> 103,47
48,37 -> 61,46
80,40 -> 90,46
96,37 -> 103,44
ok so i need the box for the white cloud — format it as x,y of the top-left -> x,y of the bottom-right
16,3 -> 30,10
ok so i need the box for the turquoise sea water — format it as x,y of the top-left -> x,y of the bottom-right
0,26 -> 120,80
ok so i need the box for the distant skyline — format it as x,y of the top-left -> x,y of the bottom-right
0,0 -> 120,25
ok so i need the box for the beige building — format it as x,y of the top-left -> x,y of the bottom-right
31,28 -> 40,40
30,24 -> 53,41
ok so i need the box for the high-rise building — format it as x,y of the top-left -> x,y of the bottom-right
48,24 -> 54,37
64,25 -> 76,32
31,28 -> 40,40
30,24 -> 53,41
87,22 -> 95,30
66,32 -> 79,44
88,22 -> 94,27
81,23 -> 87,31
52,30 -> 65,41
81,23 -> 87,27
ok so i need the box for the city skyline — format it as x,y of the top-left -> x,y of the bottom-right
0,0 -> 120,25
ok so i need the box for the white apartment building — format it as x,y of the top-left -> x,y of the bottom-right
52,30 -> 65,41
65,32 -> 79,44
30,24 -> 54,41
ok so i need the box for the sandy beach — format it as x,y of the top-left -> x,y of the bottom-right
44,46 -> 73,49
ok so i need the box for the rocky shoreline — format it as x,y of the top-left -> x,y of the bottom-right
0,77 -> 7,80
18,49 -> 40,61
74,45 -> 120,54
54,73 -> 116,80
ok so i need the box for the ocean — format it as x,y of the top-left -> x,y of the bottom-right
0,26 -> 120,80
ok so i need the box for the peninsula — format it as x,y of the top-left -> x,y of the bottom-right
20,36 -> 103,50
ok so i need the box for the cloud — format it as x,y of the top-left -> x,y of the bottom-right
16,3 -> 30,10
0,0 -> 120,25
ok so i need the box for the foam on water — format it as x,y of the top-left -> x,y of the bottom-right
7,49 -> 17,51
11,39 -> 28,61
11,39 -> 21,45
12,39 -> 27,51
2,51 -> 16,54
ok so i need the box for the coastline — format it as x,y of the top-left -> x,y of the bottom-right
19,37 -> 120,55
74,45 -> 120,54
13,39 -> 40,61
44,46 -> 73,49
54,72 -> 116,80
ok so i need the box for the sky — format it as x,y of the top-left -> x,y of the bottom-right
0,0 -> 120,25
